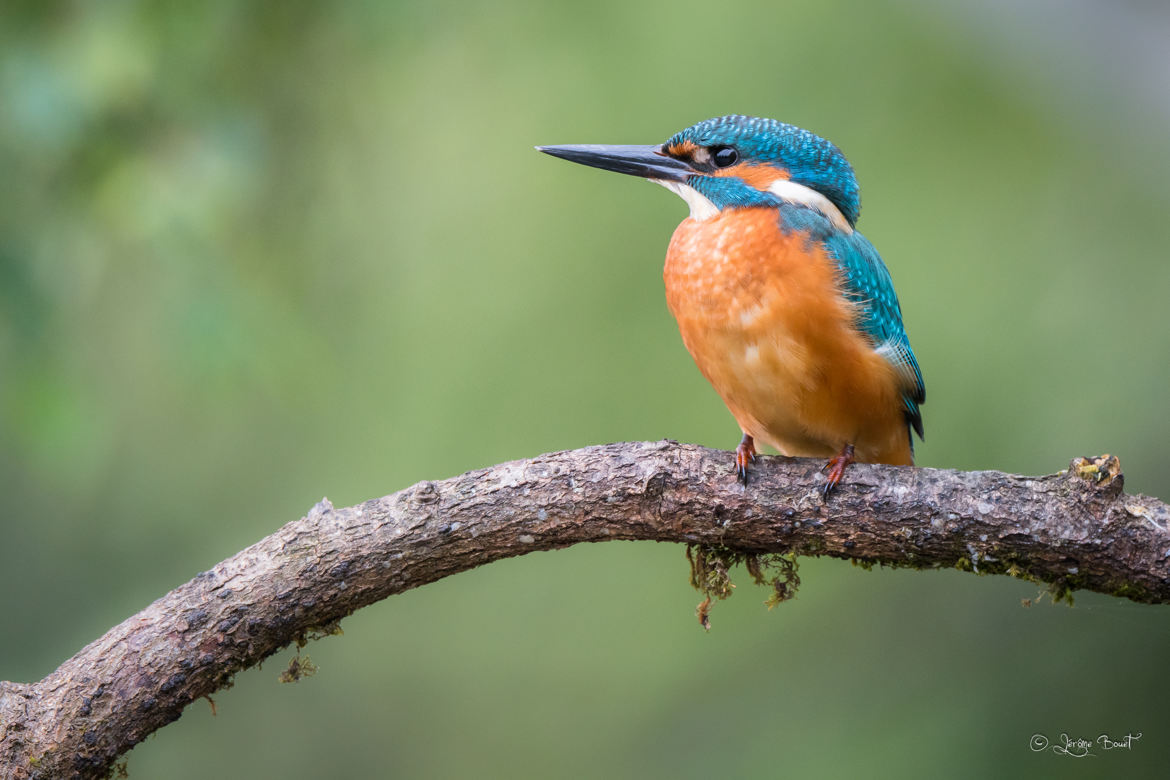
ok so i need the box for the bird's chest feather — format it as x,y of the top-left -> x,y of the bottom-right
663,208 -> 852,378
662,208 -> 899,455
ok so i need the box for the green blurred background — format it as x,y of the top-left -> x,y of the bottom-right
3,1 -> 1169,777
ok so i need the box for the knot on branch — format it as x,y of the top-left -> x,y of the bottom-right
1067,454 -> 1124,497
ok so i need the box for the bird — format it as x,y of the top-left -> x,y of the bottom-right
538,115 -> 924,495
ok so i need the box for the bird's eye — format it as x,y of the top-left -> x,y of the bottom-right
712,146 -> 738,167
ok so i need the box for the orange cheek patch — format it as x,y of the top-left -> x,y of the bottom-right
664,140 -> 698,157
713,162 -> 789,191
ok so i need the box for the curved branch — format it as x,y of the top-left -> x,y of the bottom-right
2,441 -> 1168,778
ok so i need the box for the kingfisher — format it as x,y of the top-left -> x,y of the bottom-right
538,115 -> 924,495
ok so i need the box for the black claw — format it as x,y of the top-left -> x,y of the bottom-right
735,434 -> 755,487
821,444 -> 854,501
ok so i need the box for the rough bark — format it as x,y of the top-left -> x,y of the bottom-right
2,441 -> 1168,779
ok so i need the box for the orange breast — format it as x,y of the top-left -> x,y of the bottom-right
663,208 -> 912,465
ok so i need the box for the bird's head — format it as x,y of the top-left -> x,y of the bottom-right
539,115 -> 860,231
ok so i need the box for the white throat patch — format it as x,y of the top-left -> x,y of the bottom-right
652,179 -> 719,221
766,178 -> 853,234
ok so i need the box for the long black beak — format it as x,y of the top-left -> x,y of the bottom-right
536,144 -> 692,182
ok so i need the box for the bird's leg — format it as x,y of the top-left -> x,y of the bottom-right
822,443 -> 855,498
735,433 -> 757,485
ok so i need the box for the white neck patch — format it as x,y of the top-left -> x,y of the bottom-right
766,178 -> 853,234
652,179 -> 719,221
651,175 -> 854,232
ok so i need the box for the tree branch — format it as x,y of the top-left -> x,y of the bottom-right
2,441 -> 1168,778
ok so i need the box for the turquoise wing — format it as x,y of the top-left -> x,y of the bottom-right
825,228 -> 925,439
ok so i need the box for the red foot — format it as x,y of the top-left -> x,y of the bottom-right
822,443 -> 855,499
735,434 -> 757,485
